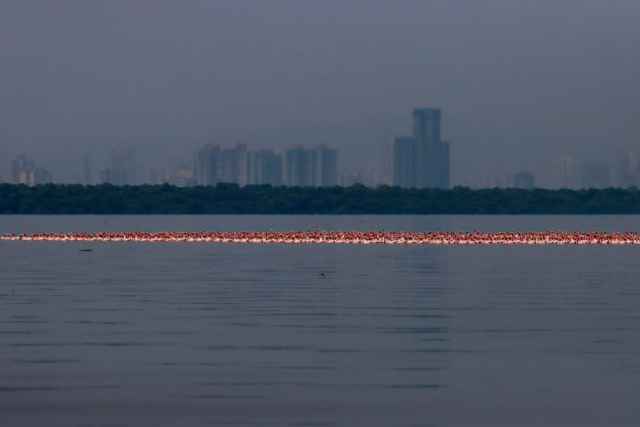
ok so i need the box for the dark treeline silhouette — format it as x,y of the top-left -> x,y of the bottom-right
1,183 -> 640,214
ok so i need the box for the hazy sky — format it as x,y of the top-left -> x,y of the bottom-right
1,0 -> 639,185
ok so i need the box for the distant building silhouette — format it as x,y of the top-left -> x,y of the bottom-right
11,154 -> 52,186
102,147 -> 137,185
340,169 -> 376,187
560,157 -> 578,189
34,167 -> 52,185
219,144 -> 248,186
314,145 -> 338,187
12,154 -> 35,185
169,163 -> 195,187
194,144 -> 250,186
612,151 -> 640,188
393,108 -> 450,189
393,137 -> 417,188
193,143 -> 336,188
149,168 -> 168,185
284,146 -> 312,187
98,169 -> 111,184
247,149 -> 283,186
513,171 -> 535,189
82,153 -> 93,185
194,144 -> 220,186
581,162 -> 611,189
284,145 -> 338,187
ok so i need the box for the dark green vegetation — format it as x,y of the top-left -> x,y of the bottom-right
2,183 -> 640,214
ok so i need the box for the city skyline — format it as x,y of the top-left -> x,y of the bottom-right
2,4 -> 640,426
4,115 -> 640,190
1,1 -> 639,188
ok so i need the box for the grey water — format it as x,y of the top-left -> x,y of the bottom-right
1,216 -> 640,426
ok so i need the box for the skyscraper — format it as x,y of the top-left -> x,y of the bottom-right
34,167 -> 53,185
413,108 -> 450,189
285,146 -> 313,187
314,145 -> 338,187
194,144 -> 335,188
11,154 -> 52,186
393,108 -> 450,189
247,150 -> 283,186
581,162 -> 611,189
284,145 -> 338,187
194,143 -> 254,186
413,108 -> 441,147
393,137 -> 417,188
169,163 -> 195,187
612,151 -> 639,188
513,171 -> 536,189
12,154 -> 35,185
194,144 -> 220,186
218,144 -> 248,185
560,156 -> 578,189
82,153 -> 93,186
105,147 -> 137,185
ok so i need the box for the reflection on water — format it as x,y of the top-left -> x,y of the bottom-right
1,216 -> 640,426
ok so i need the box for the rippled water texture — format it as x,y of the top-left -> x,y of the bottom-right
1,216 -> 640,426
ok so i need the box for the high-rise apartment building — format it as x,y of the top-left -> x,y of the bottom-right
247,150 -> 283,186
194,143 -> 336,188
513,171 -> 536,189
284,146 -> 313,187
169,163 -> 195,187
284,145 -> 338,187
11,154 -> 52,186
314,145 -> 338,187
34,167 -> 53,185
581,162 -> 611,189
560,157 -> 578,189
393,137 -> 417,188
103,147 -> 137,185
12,154 -> 35,185
612,151 -> 640,188
194,144 -> 250,186
194,144 -> 220,186
82,153 -> 93,185
393,108 -> 450,189
218,144 -> 248,186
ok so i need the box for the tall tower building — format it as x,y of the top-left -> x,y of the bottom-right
413,108 -> 442,147
284,145 -> 338,187
581,161 -> 611,189
560,157 -> 578,189
218,144 -> 248,185
314,145 -> 338,187
12,154 -> 36,185
513,171 -> 536,189
285,146 -> 313,187
194,143 -> 252,186
194,144 -> 220,186
11,154 -> 52,186
413,108 -> 449,189
393,137 -> 417,188
83,153 -> 93,185
247,150 -> 283,186
106,147 -> 137,186
393,108 -> 450,189
612,151 -> 640,188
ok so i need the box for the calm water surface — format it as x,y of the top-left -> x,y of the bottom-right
1,216 -> 640,426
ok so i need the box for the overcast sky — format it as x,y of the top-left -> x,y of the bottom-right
1,0 -> 639,185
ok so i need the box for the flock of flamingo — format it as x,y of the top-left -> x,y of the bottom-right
2,231 -> 640,245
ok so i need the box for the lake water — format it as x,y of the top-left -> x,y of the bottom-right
1,216 -> 640,426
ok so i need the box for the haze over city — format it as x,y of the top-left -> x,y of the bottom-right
5,3 -> 640,427
1,0 -> 639,187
